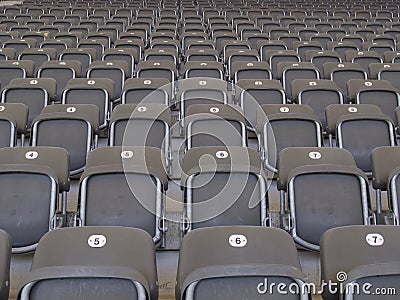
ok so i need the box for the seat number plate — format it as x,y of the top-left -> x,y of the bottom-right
229,234 -> 247,248
88,234 -> 107,248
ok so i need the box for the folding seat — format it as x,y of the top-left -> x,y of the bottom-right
179,78 -> 228,129
78,20 -> 98,32
3,38 -> 36,56
0,103 -> 28,147
384,51 -> 400,63
0,230 -> 10,300
321,225 -> 400,300
102,48 -> 137,78
243,32 -> 268,50
0,48 -> 15,60
264,50 -> 301,79
213,32 -> 238,54
0,31 -> 18,45
21,30 -> 48,45
109,102 -> 171,162
337,33 -> 364,50
40,39 -> 72,57
176,226 -> 310,300
327,27 -> 348,38
144,48 -> 178,66
10,25 -> 36,37
225,49 -> 259,78
121,78 -> 170,105
327,41 -> 359,61
305,50 -> 342,74
37,60 -> 81,102
0,19 -> 19,32
347,79 -> 400,123
257,104 -> 323,173
277,147 -> 372,251
53,32 -> 80,48
38,25 -> 64,39
367,33 -> 397,50
181,146 -> 269,231
293,41 -> 323,61
277,62 -> 320,100
17,226 -> 158,299
257,40 -> 287,61
183,61 -> 224,79
326,104 -> 396,173
114,39 -> 145,60
185,104 -> 246,150
231,61 -> 271,84
362,42 -> 394,58
370,146 -> 400,220
305,33 -> 334,50
59,48 -> 96,76
236,79 -> 286,130
137,61 -> 177,98
221,40 -> 251,60
77,39 -> 107,60
18,48 -> 57,76
0,146 -> 69,253
275,33 -> 301,50
185,49 -> 219,62
324,62 -> 367,101
180,32 -> 207,52
76,147 -> 167,244
345,50 -> 383,75
150,39 -> 181,55
292,79 -> 344,129
87,61 -> 129,103
31,104 -> 99,175
2,78 -> 56,128
125,24 -> 150,43
0,60 -> 34,88
62,78 -> 114,131
369,63 -> 400,90
265,27 -> 290,41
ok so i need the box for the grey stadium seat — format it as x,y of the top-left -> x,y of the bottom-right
372,146 -> 400,223
77,147 -> 168,245
257,104 -> 323,173
278,147 -> 373,251
121,78 -> 170,105
176,226 -> 309,300
326,104 -> 396,173
0,103 -> 28,147
0,146 -> 69,253
109,104 -> 172,172
31,104 -> 99,176
181,146 -> 269,232
292,79 -> 344,130
185,104 -> 247,150
0,60 -> 34,89
236,79 -> 286,130
321,225 -> 400,300
17,226 -> 158,300
62,78 -> 114,130
1,78 -> 56,128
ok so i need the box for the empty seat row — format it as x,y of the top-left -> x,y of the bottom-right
2,225 -> 400,299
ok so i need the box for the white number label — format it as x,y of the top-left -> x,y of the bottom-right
25,151 -> 38,160
280,107 -> 290,113
210,107 -> 219,113
121,151 -> 134,159
309,151 -> 321,160
0,106 -> 5,112
66,107 -> 76,113
88,234 -> 107,248
137,106 -> 147,112
348,107 -> 358,113
216,150 -> 228,159
229,234 -> 247,248
366,233 -> 384,246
